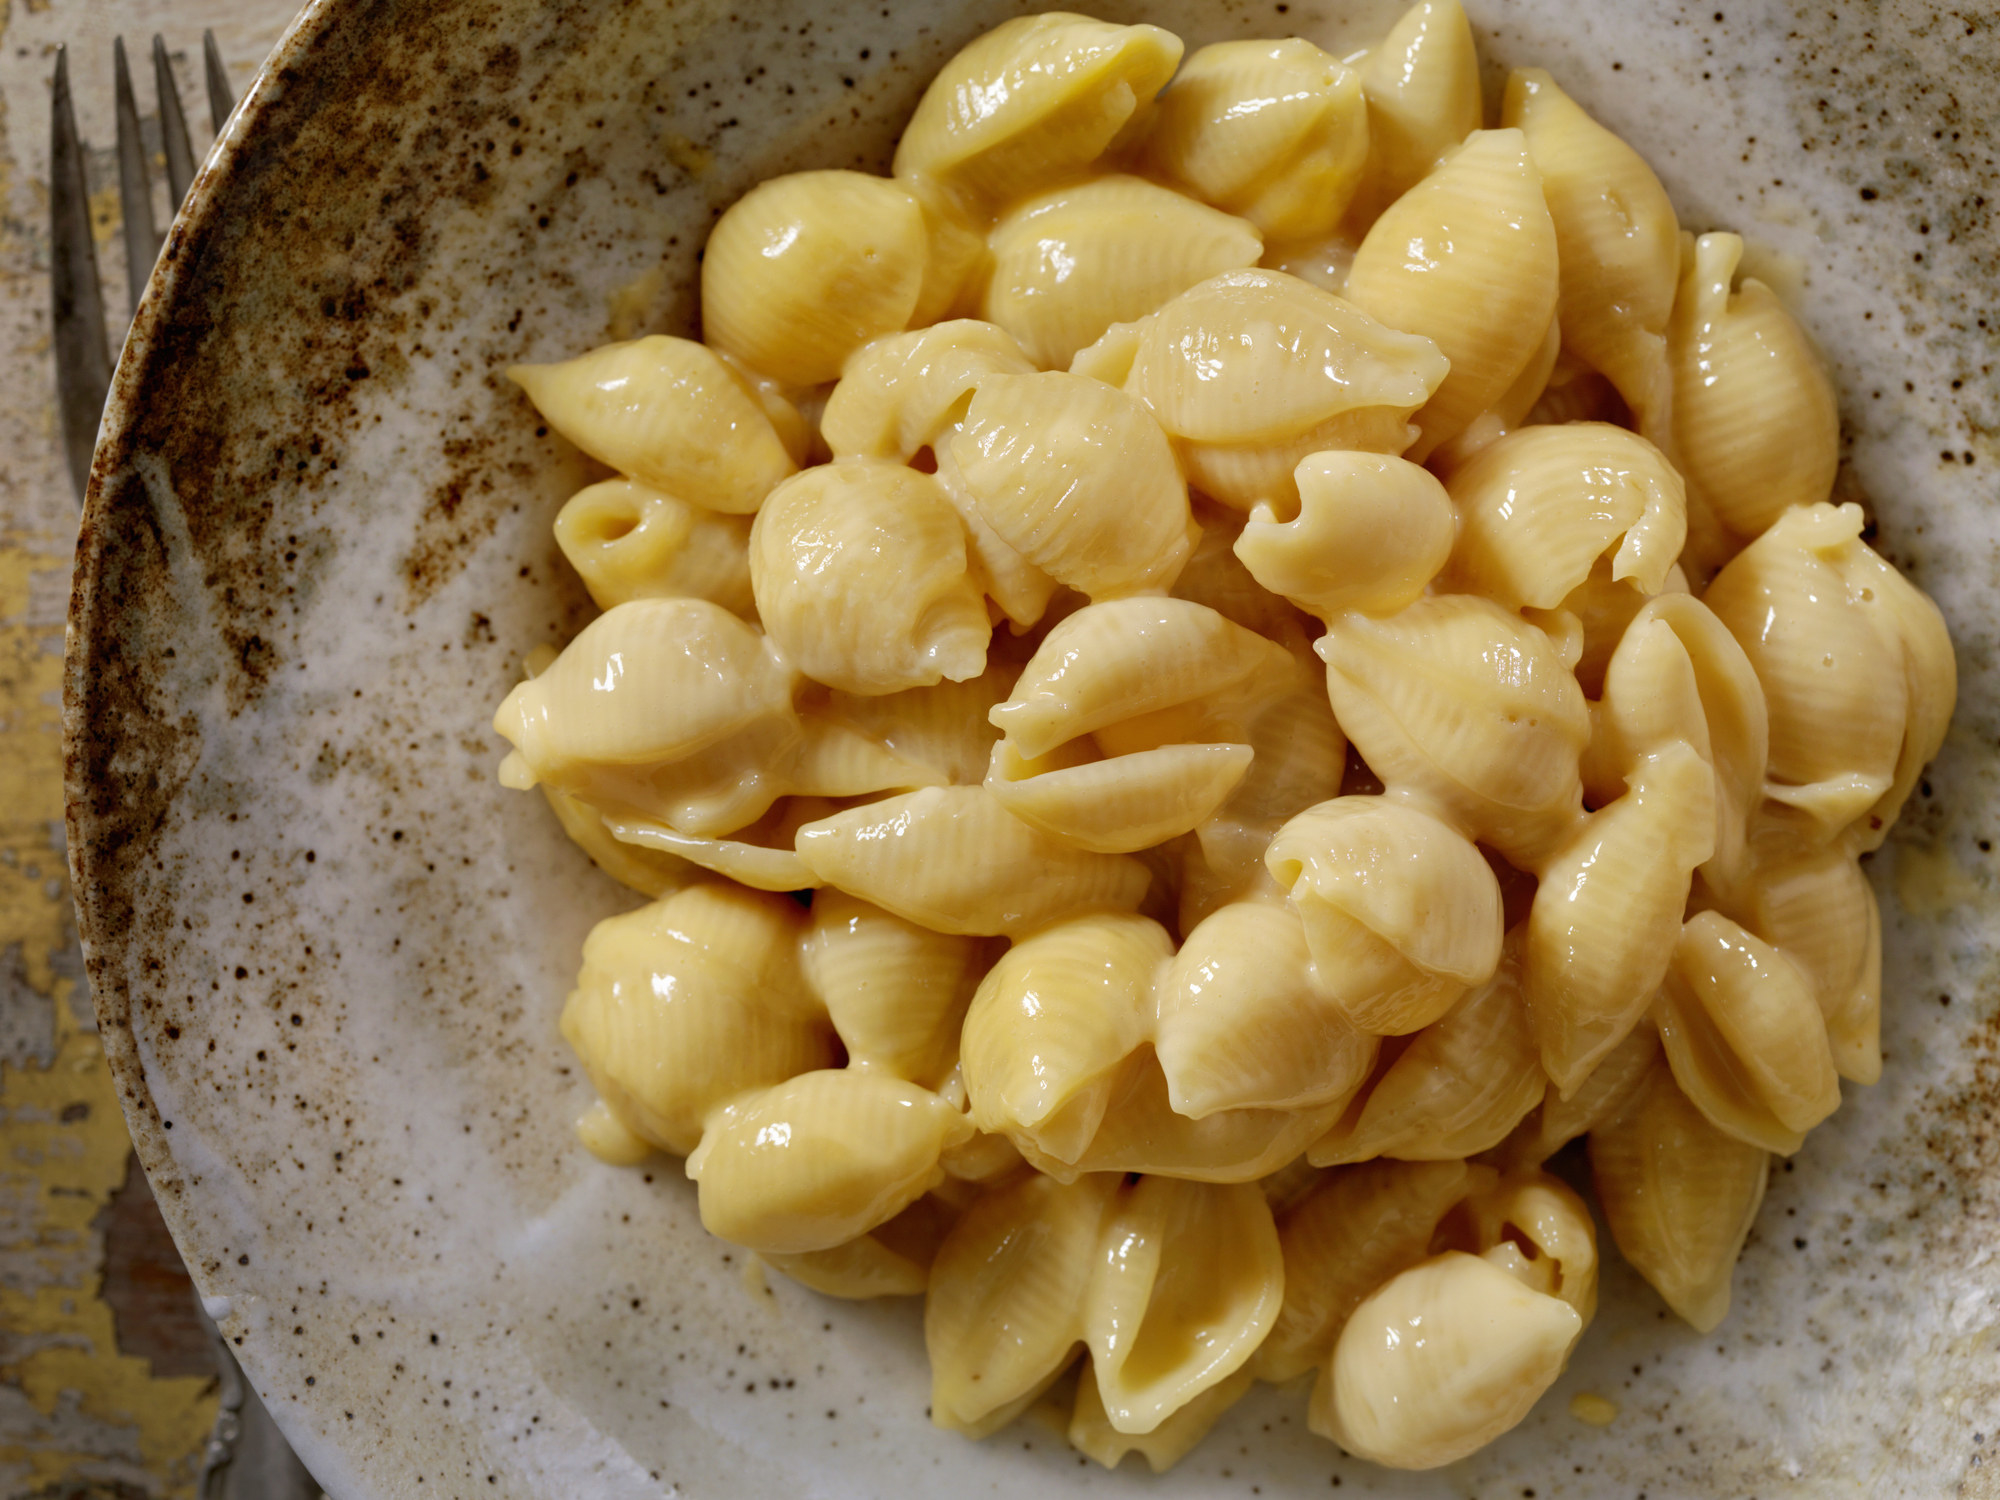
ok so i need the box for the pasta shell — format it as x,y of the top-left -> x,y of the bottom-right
1309,935 -> 1542,1164
1234,453 -> 1455,620
930,438 -> 1062,628
1128,269 -> 1447,449
794,786 -> 1152,937
602,804 -> 821,894
1524,739 -> 1715,1096
1703,504 -> 1907,836
1508,1022 -> 1661,1166
701,170 -> 927,385
538,782 -> 694,900
822,320 -> 1034,463
1667,232 -> 1840,538
990,597 -> 1293,759
1730,836 -> 1879,1083
1257,1158 -> 1491,1381
560,885 -> 832,1156
1194,674 -> 1348,888
688,1070 -> 973,1255
1082,1177 -> 1282,1436
1156,898 -> 1379,1118
801,889 -> 989,1088
1462,1171 -> 1599,1322
982,176 -> 1262,369
554,478 -> 755,616
893,13 -> 1183,215
950,371 -> 1194,599
1588,1061 -> 1769,1332
1346,130 -> 1560,461
574,1098 -> 655,1166
926,1170 -> 1120,1435
1267,796 -> 1505,1007
1170,505 -> 1320,649
1070,1360 -> 1252,1472
1659,909 -> 1841,1143
1353,0 -> 1482,215
911,184 -> 991,327
989,739 -> 1254,854
749,460 -> 989,695
819,661 -> 1015,790
1503,69 -> 1679,425
1027,1049 -> 1340,1183
508,336 -> 797,513
493,598 -> 803,835
960,912 -> 1169,1162
1318,595 -> 1590,863
1312,1251 -> 1582,1470
764,1231 -> 930,1300
1558,558 -> 1662,700
1145,39 -> 1370,243
1442,423 -> 1686,609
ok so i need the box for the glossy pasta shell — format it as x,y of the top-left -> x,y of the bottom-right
554,478 -> 756,616
749,460 -> 990,696
1735,839 -> 1879,1084
1588,1062 -> 1770,1332
821,320 -> 1034,463
950,371 -> 1193,599
1346,129 -> 1560,460
794,787 -> 1152,937
819,661 -> 1014,790
1070,1361 -> 1252,1472
1353,0 -> 1482,213
1510,1023 -> 1661,1167
1082,1177 -> 1282,1436
688,1070 -> 972,1255
982,175 -> 1262,369
988,739 -> 1254,854
701,170 -> 928,385
507,335 -> 796,513
1234,453 -> 1455,619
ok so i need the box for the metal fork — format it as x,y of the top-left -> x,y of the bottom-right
50,31 -> 235,502
49,43 -> 322,1497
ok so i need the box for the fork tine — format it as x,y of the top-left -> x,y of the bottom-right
203,30 -> 235,136
154,36 -> 197,209
113,37 -> 159,316
50,45 -> 112,503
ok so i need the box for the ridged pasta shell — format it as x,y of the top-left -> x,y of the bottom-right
1070,1360 -> 1251,1472
1463,1171 -> 1599,1322
1658,909 -> 1841,1144
960,912 -> 1168,1161
950,372 -> 1194,599
1318,595 -> 1589,862
821,320 -> 1034,462
1503,69 -> 1679,425
688,1070 -> 973,1255
892,13 -> 1184,215
554,478 -> 756,616
1156,899 -> 1379,1118
701,170 -> 927,385
1347,130 -> 1560,461
1353,0 -> 1482,216
1508,1022 -> 1661,1166
989,739 -> 1254,854
1309,935 -> 1542,1165
507,336 -> 797,513
926,1170 -> 1120,1435
1313,1252 -> 1582,1469
820,659 -> 1014,789
1082,1177 -> 1282,1436
801,889 -> 989,1088
929,438 -> 1061,628
1196,675 -> 1348,887
794,786 -> 1152,936
1257,1158 -> 1491,1381
982,176 -> 1262,369
1731,836 -> 1880,1083
1588,1061 -> 1769,1332
911,184 -> 990,327
538,783 -> 693,900
1267,795 -> 1505,998
991,597 -> 1294,759
1234,452 -> 1455,619
1668,232 -> 1840,538
1145,39 -> 1369,243
1703,504 -> 1906,835
1042,1050 -> 1344,1183
1442,423 -> 1686,609
1128,269 -> 1448,447
749,460 -> 990,696
559,885 -> 831,1156
1525,739 -> 1714,1096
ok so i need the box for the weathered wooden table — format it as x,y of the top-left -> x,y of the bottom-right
0,5 -> 302,1495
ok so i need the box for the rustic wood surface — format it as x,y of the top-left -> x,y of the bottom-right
0,5 -> 302,1495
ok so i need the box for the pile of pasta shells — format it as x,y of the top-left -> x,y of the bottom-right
491,1 -> 1955,1474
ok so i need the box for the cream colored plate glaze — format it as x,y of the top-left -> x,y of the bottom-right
63,1 -> 1999,1496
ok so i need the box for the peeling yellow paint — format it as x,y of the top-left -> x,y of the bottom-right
0,529 -> 215,1493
